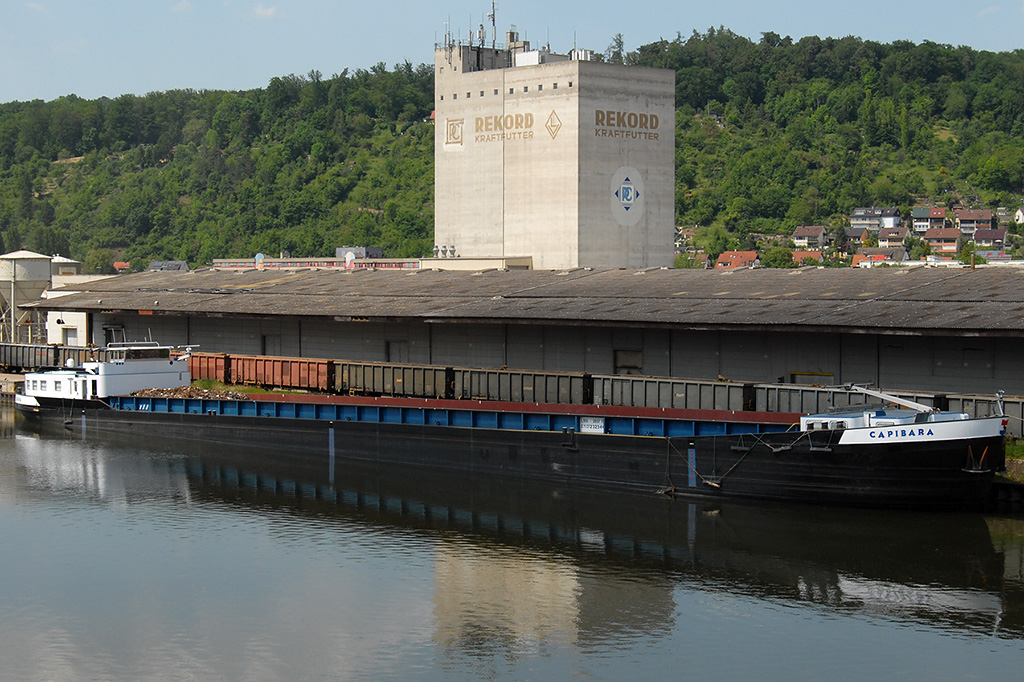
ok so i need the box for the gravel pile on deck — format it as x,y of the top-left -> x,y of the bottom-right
130,386 -> 252,400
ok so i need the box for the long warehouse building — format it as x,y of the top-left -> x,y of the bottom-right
24,265 -> 1024,397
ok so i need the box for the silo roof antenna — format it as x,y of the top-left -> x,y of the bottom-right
488,1 -> 497,48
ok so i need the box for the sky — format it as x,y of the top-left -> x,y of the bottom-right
1,0 -> 1022,103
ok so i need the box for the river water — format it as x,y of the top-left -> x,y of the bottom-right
1,407 -> 1023,681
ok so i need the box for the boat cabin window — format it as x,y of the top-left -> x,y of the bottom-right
122,348 -> 171,361
832,420 -> 847,430
39,380 -> 47,391
91,380 -> 97,395
53,381 -> 62,392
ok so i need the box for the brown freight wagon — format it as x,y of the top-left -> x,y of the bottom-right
186,353 -> 230,383
229,354 -> 333,392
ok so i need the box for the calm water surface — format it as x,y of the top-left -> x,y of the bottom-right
1,407 -> 1023,681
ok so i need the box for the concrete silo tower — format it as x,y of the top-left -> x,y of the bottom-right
0,250 -> 52,343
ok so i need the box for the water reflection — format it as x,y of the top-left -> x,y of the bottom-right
11,414 -> 1024,648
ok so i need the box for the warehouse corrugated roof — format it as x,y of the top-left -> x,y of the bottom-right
25,266 -> 1024,336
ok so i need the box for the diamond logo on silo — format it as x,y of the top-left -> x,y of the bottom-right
610,166 -> 644,226
545,110 -> 562,139
616,178 -> 639,210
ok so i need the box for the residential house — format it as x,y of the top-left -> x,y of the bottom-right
1014,207 -> 1024,225
973,228 -> 1006,249
854,247 -> 909,266
924,227 -> 961,256
715,251 -> 759,269
852,254 -> 888,268
844,226 -> 868,250
977,250 -> 1012,262
911,206 -> 946,234
878,226 -> 908,248
791,225 -> 828,249
674,226 -> 697,250
791,250 -> 823,265
954,208 -> 994,238
850,207 -> 900,232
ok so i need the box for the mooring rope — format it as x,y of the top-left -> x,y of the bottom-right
660,438 -> 717,492
663,429 -> 819,493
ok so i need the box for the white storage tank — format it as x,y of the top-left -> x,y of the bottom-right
0,250 -> 52,343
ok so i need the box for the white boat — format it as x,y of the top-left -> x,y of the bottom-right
15,341 -> 191,415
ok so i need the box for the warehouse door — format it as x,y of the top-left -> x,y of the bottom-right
386,340 -> 409,363
262,335 -> 280,356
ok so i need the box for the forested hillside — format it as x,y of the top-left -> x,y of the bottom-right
625,29 -> 1024,258
0,63 -> 435,271
1,29 -> 1023,272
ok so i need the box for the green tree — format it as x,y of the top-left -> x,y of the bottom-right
760,245 -> 796,268
956,242 -> 987,265
606,34 -> 626,64
83,248 -> 117,274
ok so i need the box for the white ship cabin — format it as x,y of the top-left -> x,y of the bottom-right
23,342 -> 191,401
801,407 -> 970,432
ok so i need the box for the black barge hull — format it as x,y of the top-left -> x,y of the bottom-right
36,402 -> 1004,510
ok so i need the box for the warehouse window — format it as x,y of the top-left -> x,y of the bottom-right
509,87 -> 514,94
553,83 -> 558,89
466,92 -> 471,98
614,350 -> 643,375
453,93 -> 457,99
493,89 -> 498,95
480,91 -> 484,97
538,84 -> 543,91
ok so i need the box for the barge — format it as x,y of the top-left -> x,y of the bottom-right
14,344 -> 1007,509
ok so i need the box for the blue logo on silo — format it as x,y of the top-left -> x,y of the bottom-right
616,178 -> 639,211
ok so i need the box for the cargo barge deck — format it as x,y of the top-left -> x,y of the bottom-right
26,390 -> 1003,511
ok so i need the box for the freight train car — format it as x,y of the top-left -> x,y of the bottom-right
228,355 -> 333,392
0,343 -> 109,372
179,351 -> 967,424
